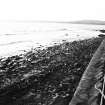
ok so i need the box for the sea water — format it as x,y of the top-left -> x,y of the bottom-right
0,21 -> 105,57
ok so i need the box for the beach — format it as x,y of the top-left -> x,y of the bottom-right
0,22 -> 104,57
0,22 -> 105,105
0,36 -> 103,105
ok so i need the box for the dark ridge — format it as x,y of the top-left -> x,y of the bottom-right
69,20 -> 105,25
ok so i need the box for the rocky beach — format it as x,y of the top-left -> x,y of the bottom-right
0,22 -> 105,105
0,36 -> 104,105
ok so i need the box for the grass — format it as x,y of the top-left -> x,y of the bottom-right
0,37 -> 103,105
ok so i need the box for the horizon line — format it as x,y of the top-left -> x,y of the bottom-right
0,19 -> 104,23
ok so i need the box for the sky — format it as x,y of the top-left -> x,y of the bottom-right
0,0 -> 105,22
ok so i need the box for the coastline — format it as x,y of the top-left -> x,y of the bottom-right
0,36 -> 103,105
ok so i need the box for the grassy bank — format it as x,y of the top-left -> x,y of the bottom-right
0,37 -> 103,105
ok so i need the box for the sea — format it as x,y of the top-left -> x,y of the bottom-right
0,21 -> 105,57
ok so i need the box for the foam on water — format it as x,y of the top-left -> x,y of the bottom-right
0,22 -> 104,57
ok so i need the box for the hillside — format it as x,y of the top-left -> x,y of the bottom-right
70,20 -> 105,25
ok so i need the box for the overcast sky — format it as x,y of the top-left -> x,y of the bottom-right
0,0 -> 105,22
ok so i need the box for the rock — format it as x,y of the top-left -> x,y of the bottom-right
98,34 -> 105,37
99,30 -> 105,33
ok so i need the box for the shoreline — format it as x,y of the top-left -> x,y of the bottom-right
0,36 -> 99,58
0,36 -> 104,105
